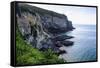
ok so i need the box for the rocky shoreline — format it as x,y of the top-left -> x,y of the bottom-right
16,3 -> 75,55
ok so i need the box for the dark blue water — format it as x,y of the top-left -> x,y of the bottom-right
59,24 -> 96,62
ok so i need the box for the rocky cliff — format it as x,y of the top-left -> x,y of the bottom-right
16,3 -> 74,54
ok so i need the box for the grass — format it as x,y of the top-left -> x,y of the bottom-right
16,26 -> 64,65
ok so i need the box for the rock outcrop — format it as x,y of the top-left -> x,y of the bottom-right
16,3 -> 74,54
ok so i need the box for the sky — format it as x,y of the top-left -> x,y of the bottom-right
27,3 -> 96,25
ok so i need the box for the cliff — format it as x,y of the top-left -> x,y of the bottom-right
16,3 -> 74,53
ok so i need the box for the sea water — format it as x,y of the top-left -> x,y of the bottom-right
59,24 -> 97,62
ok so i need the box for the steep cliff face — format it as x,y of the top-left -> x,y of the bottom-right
16,3 -> 74,53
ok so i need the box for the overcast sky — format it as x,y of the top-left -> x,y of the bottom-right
27,3 -> 96,25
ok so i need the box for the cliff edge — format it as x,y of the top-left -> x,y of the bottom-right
16,3 -> 74,53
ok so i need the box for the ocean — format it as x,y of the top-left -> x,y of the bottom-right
59,24 -> 97,62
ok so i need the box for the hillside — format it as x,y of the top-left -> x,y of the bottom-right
15,3 -> 74,65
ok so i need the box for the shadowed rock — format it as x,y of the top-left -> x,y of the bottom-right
58,50 -> 66,54
55,41 -> 63,47
60,41 -> 74,46
52,35 -> 74,41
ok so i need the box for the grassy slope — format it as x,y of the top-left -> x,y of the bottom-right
16,27 -> 64,65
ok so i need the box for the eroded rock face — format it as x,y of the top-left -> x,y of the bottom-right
16,3 -> 74,53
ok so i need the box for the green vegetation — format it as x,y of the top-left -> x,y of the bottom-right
16,27 -> 64,65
